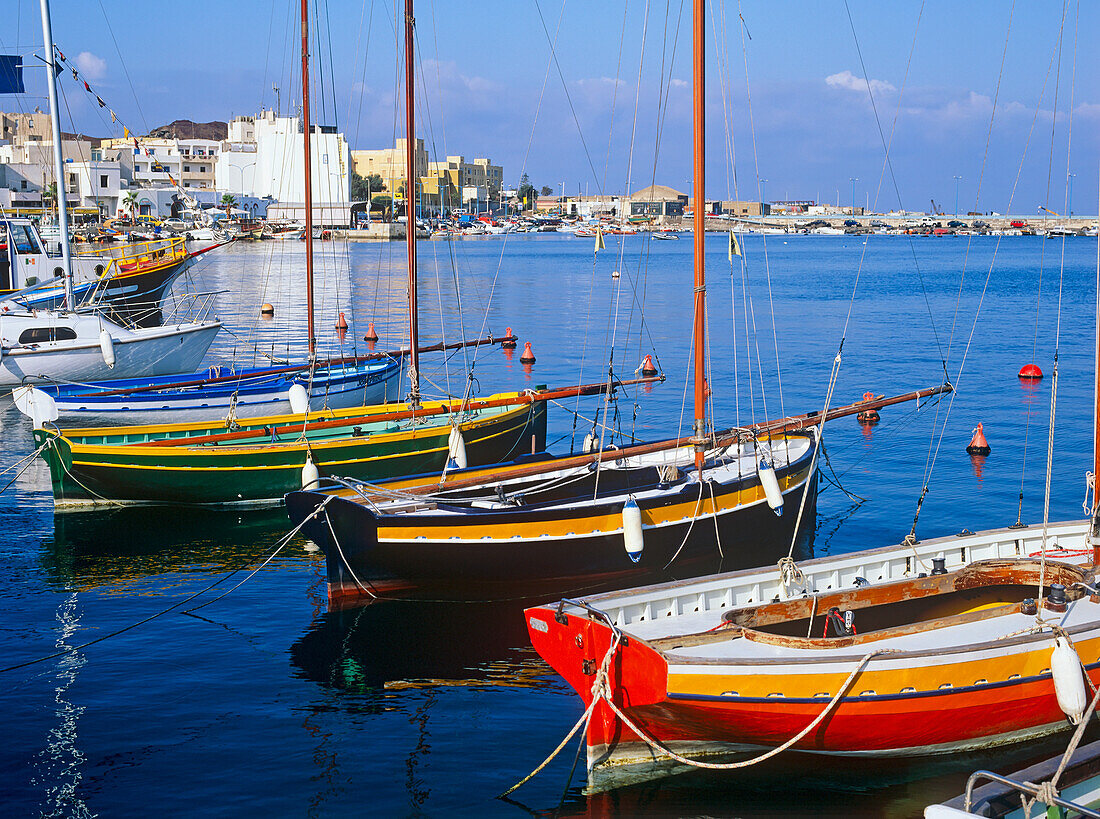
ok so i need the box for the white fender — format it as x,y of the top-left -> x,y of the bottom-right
622,497 -> 644,563
99,328 -> 115,368
288,383 -> 310,414
583,432 -> 598,453
758,456 -> 784,516
13,386 -> 59,428
447,426 -> 468,469
301,454 -> 321,489
1052,636 -> 1087,724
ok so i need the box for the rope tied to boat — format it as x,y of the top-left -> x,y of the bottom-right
0,437 -> 51,496
502,627 -> 901,796
592,645 -> 902,772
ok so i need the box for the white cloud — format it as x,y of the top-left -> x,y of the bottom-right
826,70 -> 896,97
75,51 -> 106,81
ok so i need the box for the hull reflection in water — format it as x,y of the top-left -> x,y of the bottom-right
291,599 -> 552,692
45,506 -> 292,588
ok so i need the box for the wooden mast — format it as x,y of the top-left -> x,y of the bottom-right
691,0 -> 707,476
404,0 -> 421,404
300,0 -> 316,359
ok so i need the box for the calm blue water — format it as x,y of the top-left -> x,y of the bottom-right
1,232 -> 1097,816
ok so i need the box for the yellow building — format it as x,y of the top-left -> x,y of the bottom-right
351,139 -> 428,197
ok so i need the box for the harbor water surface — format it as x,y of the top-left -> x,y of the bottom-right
2,233 -> 1097,816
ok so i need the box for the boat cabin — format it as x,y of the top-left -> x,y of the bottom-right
0,219 -> 65,292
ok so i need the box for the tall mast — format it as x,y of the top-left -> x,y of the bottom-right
691,0 -> 707,476
39,0 -> 73,309
300,0 -> 316,359
404,0 -> 421,404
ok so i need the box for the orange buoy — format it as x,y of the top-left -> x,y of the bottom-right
520,341 -> 536,364
364,321 -> 379,342
501,327 -> 518,349
335,312 -> 348,330
857,391 -> 880,424
260,303 -> 274,317
1018,363 -> 1043,380
966,422 -> 991,455
640,354 -> 658,377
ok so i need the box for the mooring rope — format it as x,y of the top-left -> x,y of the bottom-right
501,625 -> 899,796
0,498 -> 334,674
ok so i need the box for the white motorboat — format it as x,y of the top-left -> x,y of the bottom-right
0,307 -> 220,388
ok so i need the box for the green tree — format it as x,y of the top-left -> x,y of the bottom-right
350,171 -> 384,201
539,185 -> 553,196
42,182 -> 58,216
371,193 -> 393,221
220,193 -> 238,214
517,173 -> 535,211
123,190 -> 139,219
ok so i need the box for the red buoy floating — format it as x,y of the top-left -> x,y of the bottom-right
520,341 -> 536,364
966,422 -> 991,455
364,321 -> 379,342
501,327 -> 518,349
640,354 -> 658,377
1018,363 -> 1044,380
857,391 -> 881,424
335,312 -> 348,330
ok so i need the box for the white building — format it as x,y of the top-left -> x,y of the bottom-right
216,110 -> 350,222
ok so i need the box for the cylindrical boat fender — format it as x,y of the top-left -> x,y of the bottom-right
301,454 -> 321,490
583,432 -> 599,454
758,456 -> 784,516
288,383 -> 310,414
447,426 -> 468,469
99,328 -> 116,368
1052,636 -> 1087,724
622,497 -> 644,563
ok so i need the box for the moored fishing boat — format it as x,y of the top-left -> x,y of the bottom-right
524,527 -> 1100,791
32,387 -> 547,507
1,219 -> 211,324
13,355 -> 400,425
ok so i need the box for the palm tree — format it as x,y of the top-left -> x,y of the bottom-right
220,193 -> 238,217
42,182 -> 58,217
123,191 -> 139,221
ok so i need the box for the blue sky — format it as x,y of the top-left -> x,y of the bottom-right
5,1 -> 1097,214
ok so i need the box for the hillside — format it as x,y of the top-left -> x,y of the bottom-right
148,119 -> 228,141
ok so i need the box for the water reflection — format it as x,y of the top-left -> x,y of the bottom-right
540,730 -> 1096,817
291,599 -> 550,693
44,506 -> 291,590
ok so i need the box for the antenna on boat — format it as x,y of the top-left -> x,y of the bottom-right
691,0 -> 707,477
404,0 -> 421,405
300,0 -> 316,361
38,0 -> 74,310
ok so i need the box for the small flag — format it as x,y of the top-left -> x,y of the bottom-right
96,95 -> 106,108
728,230 -> 741,259
595,227 -> 605,252
71,67 -> 79,81
123,127 -> 130,138
110,110 -> 116,123
83,80 -> 91,92
0,55 -> 25,94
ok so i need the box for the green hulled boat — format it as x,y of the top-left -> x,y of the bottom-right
33,389 -> 547,508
